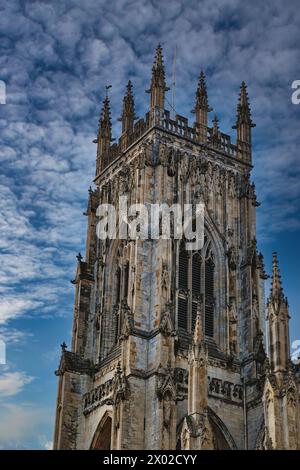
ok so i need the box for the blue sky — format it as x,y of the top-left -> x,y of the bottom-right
0,0 -> 299,449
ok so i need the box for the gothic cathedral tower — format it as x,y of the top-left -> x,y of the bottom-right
53,45 -> 300,450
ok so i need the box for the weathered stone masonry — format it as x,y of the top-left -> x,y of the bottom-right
53,45 -> 300,450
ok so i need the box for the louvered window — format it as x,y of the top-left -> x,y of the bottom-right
123,262 -> 129,300
192,254 -> 201,297
191,301 -> 198,331
177,239 -> 215,338
205,256 -> 214,337
115,267 -> 121,304
178,297 -> 188,329
115,310 -> 119,344
115,267 -> 121,343
179,250 -> 188,290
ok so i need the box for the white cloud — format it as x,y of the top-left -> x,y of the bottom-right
0,299 -> 42,324
0,371 -> 34,398
0,0 -> 299,449
0,327 -> 31,345
0,403 -> 51,449
0,0 -> 298,327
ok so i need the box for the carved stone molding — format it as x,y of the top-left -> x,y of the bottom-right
83,362 -> 129,415
208,376 -> 243,402
156,367 -> 177,401
120,301 -> 134,340
159,307 -> 176,337
161,264 -> 170,291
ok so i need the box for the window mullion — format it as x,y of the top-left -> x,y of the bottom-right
188,254 -> 192,333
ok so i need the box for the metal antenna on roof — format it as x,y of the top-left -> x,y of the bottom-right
105,84 -> 112,98
171,45 -> 177,118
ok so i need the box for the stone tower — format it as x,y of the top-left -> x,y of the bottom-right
53,45 -> 300,450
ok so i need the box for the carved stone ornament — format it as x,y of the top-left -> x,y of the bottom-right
227,245 -> 237,270
83,362 -> 129,415
141,140 -> 157,167
118,167 -> 132,194
113,362 -> 129,402
158,142 -> 169,167
120,301 -> 134,340
156,367 -> 176,401
284,373 -> 298,407
264,388 -> 273,408
159,306 -> 175,337
182,409 -> 214,449
161,264 -> 170,290
179,153 -> 190,181
167,148 -> 177,177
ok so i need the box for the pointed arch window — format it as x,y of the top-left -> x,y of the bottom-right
177,237 -> 215,337
178,245 -> 189,330
91,415 -> 112,449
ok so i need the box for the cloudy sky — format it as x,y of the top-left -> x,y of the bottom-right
0,0 -> 299,449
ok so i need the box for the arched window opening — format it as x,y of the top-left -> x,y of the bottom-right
177,236 -> 215,339
178,246 -> 189,330
91,416 -> 112,450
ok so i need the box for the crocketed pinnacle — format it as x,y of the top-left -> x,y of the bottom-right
98,96 -> 112,139
193,71 -> 212,112
270,252 -> 285,301
120,80 -> 136,121
233,81 -> 255,128
148,43 -> 168,91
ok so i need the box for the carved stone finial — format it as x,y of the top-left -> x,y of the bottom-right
192,71 -> 212,143
192,71 -> 212,114
233,81 -> 255,129
146,44 -> 169,112
270,252 -> 285,301
193,306 -> 204,346
119,80 -> 137,134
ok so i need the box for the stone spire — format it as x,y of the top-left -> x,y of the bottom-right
120,80 -> 136,134
267,252 -> 290,373
146,44 -> 169,118
95,96 -> 112,174
192,71 -> 212,143
270,252 -> 284,301
232,81 -> 255,161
